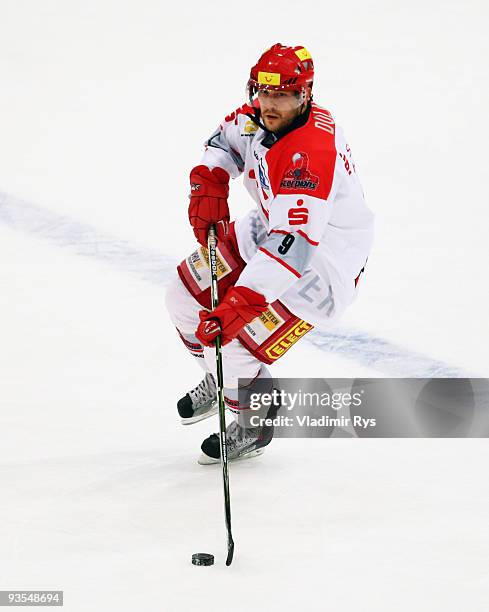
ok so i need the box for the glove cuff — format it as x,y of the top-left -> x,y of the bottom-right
190,165 -> 230,187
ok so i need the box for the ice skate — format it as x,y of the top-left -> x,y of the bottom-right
177,372 -> 219,425
198,419 -> 274,465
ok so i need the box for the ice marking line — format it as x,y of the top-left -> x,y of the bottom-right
307,328 -> 465,377
0,191 -> 174,285
0,190 -> 468,377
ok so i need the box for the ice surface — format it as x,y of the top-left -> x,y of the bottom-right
1,1 -> 488,610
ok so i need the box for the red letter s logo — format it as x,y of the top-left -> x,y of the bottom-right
288,208 -> 309,225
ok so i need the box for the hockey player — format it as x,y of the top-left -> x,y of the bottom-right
166,43 -> 375,464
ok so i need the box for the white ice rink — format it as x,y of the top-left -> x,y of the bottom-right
1,1 -> 488,610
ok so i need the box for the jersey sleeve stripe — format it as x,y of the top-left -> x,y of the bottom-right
297,229 -> 319,246
259,247 -> 302,278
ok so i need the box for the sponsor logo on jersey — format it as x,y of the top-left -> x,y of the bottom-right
190,250 -> 203,270
241,120 -> 259,136
265,320 -> 313,360
280,152 -> 319,191
258,308 -> 282,332
188,253 -> 203,282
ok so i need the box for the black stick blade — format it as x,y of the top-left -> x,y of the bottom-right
226,539 -> 235,566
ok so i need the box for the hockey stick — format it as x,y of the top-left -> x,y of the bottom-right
207,224 -> 235,566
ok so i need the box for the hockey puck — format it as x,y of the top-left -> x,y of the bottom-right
192,553 -> 214,566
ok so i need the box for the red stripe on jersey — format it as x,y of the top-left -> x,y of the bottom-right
224,103 -> 254,124
297,229 -> 319,246
260,202 -> 269,219
259,247 -> 302,278
271,228 -> 318,246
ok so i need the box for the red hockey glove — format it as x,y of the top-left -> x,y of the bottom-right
188,165 -> 230,246
195,286 -> 268,347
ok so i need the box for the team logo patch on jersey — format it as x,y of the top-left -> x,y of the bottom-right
281,152 -> 319,191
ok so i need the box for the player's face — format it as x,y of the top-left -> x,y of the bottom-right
258,89 -> 308,132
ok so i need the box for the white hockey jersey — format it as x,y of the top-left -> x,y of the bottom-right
201,102 -> 375,329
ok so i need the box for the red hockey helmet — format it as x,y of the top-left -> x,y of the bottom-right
247,43 -> 314,99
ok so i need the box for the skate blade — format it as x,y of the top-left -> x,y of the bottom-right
181,404 -> 219,426
197,448 -> 265,465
